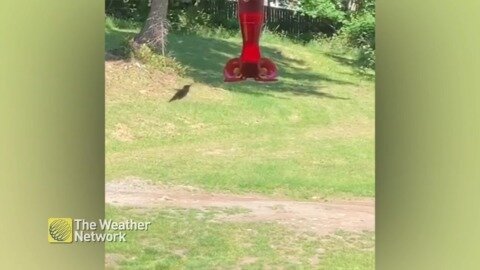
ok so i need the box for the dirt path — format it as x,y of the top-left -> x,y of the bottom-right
106,178 -> 374,236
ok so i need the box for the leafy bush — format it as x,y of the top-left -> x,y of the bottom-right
105,0 -> 150,21
168,0 -> 240,34
341,12 -> 375,49
298,0 -> 346,22
169,5 -> 212,33
353,43 -> 374,69
340,11 -> 375,68
296,0 -> 375,69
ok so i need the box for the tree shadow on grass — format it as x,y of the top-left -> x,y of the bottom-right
324,53 -> 375,82
168,33 -> 352,100
105,25 -> 352,100
105,23 -> 138,57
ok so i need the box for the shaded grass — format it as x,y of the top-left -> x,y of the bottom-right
105,17 -> 141,55
106,206 -> 374,269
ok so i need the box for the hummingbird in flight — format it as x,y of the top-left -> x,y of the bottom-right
169,84 -> 191,102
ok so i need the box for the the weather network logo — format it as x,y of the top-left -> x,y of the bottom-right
48,218 -> 73,243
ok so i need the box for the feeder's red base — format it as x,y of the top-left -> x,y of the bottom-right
224,58 -> 278,82
224,0 -> 278,82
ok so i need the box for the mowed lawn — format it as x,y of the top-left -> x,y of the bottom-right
106,206 -> 374,269
105,18 -> 375,270
105,18 -> 375,200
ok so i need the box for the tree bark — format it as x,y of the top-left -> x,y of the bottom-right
347,0 -> 362,12
134,0 -> 169,54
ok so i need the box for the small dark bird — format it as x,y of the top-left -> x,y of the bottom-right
169,84 -> 191,102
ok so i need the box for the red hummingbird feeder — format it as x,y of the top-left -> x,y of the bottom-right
224,0 -> 278,82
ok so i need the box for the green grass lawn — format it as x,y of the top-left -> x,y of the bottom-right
105,16 -> 375,269
106,206 -> 374,270
105,17 -> 375,199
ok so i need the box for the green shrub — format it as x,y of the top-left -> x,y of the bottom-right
105,0 -> 150,21
299,0 -> 346,22
356,44 -> 375,69
170,6 -> 211,32
215,17 -> 239,31
340,11 -> 375,68
341,12 -> 375,49
294,0 -> 376,69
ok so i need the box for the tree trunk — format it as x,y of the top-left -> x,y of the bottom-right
134,0 -> 169,55
347,0 -> 362,12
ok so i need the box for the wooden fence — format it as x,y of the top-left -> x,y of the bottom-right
171,0 -> 337,37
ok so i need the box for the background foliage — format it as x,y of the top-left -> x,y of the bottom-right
105,0 -> 375,68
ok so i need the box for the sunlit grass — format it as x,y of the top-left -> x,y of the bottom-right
105,16 -> 375,270
106,206 -> 374,269
105,17 -> 374,199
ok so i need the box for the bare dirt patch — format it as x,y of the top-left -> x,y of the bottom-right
112,123 -> 135,142
238,256 -> 258,266
106,178 -> 374,236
